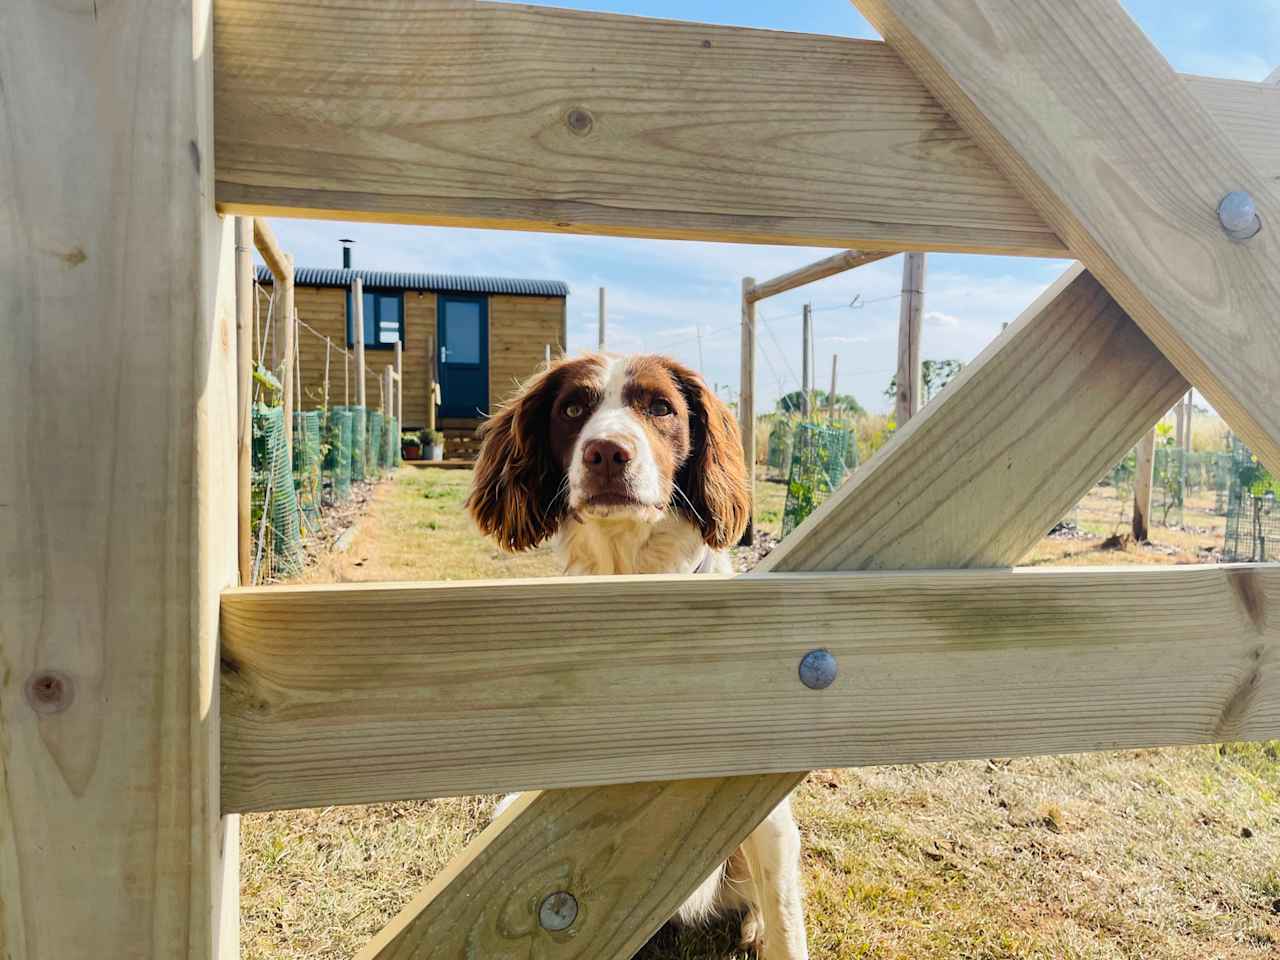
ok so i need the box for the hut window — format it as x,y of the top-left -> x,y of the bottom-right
346,289 -> 404,349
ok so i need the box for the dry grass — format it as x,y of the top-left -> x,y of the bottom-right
241,465 -> 1279,960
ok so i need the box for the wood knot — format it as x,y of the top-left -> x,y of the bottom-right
565,108 -> 594,136
1216,667 -> 1261,739
25,670 -> 73,714
1228,568 -> 1266,632
702,39 -> 712,48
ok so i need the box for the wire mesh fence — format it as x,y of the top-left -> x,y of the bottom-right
368,411 -> 384,480
325,406 -> 353,503
1152,447 -> 1185,528
248,401 -> 399,583
782,423 -> 852,537
1223,438 -> 1280,562
767,419 -> 794,479
293,410 -> 323,529
351,405 -> 367,482
252,404 -> 304,581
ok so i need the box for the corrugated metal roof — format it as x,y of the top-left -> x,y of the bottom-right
255,265 -> 568,298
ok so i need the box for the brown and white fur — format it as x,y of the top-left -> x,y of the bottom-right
468,353 -> 807,959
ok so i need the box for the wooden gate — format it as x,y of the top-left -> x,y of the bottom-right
3,1 -> 1278,957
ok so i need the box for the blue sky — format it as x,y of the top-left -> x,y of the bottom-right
264,0 -> 1278,414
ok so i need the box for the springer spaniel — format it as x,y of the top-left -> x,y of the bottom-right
468,353 -> 808,959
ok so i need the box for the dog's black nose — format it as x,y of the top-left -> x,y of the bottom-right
582,438 -> 633,478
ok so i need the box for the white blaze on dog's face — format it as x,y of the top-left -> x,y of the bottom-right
467,352 -> 750,552
564,356 -> 690,520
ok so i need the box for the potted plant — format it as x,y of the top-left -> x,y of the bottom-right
421,428 -> 444,461
401,431 -> 423,461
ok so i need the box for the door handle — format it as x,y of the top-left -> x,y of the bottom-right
440,346 -> 447,363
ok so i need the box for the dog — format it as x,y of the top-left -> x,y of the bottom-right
467,353 -> 808,959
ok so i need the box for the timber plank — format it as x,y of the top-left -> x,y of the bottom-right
762,267 -> 1188,572
212,3 -> 1280,257
213,0 -> 1063,255
0,0 -> 238,956
356,777 -> 800,960
850,0 -> 1280,471
222,565 -> 1280,813
238,263 -> 1193,959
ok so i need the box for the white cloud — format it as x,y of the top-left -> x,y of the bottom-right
924,310 -> 961,328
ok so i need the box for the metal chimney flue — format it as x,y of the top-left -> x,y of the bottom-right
339,238 -> 354,269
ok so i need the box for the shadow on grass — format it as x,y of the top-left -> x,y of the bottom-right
636,915 -> 753,960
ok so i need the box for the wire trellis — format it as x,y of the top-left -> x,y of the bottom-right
781,423 -> 852,537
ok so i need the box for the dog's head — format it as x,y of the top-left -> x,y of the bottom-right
467,353 -> 750,552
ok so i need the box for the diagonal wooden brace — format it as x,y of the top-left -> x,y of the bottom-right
850,0 -> 1280,473
359,266 -> 1189,958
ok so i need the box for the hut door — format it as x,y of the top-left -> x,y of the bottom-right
437,295 -> 489,419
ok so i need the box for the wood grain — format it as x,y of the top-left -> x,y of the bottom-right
740,277 -> 757,544
358,776 -> 800,960
1133,428 -> 1156,542
345,265 -> 1195,958
222,565 -> 1279,813
850,0 -> 1280,472
762,267 -> 1188,572
894,251 -> 925,425
746,250 -> 894,303
489,294 -> 565,409
212,2 -> 1280,258
212,0 -> 1065,255
0,0 -> 238,955
252,216 -> 290,280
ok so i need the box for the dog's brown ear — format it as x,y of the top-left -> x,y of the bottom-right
671,362 -> 751,549
467,364 -> 568,551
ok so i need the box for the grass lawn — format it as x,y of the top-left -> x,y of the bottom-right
241,465 -> 1279,960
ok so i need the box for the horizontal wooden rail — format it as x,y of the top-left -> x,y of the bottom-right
745,250 -> 894,302
221,564 -> 1278,813
213,1 -> 1279,254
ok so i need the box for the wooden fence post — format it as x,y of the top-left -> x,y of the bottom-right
829,354 -> 839,422
280,254 -> 296,463
1134,428 -> 1156,542
598,286 -> 607,351
354,276 -> 366,408
426,333 -> 437,433
896,252 -> 925,426
384,366 -> 395,463
235,217 -> 254,586
394,339 -> 403,426
801,303 -> 812,418
1,3 -> 239,954
739,277 -> 756,546
324,338 -> 332,414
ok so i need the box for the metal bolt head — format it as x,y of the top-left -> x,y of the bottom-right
538,891 -> 579,932
565,108 -> 594,136
1218,191 -> 1262,241
798,649 -> 837,690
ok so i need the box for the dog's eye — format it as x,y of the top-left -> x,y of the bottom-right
563,402 -> 585,419
649,399 -> 673,417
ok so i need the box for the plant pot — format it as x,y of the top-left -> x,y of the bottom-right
402,445 -> 422,461
430,444 -> 444,461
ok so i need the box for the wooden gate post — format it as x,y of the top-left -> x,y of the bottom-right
739,276 -> 756,545
235,217 -> 254,586
1,1 -> 239,956
896,251 -> 925,425
354,276 -> 367,407
1134,428 -> 1156,542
